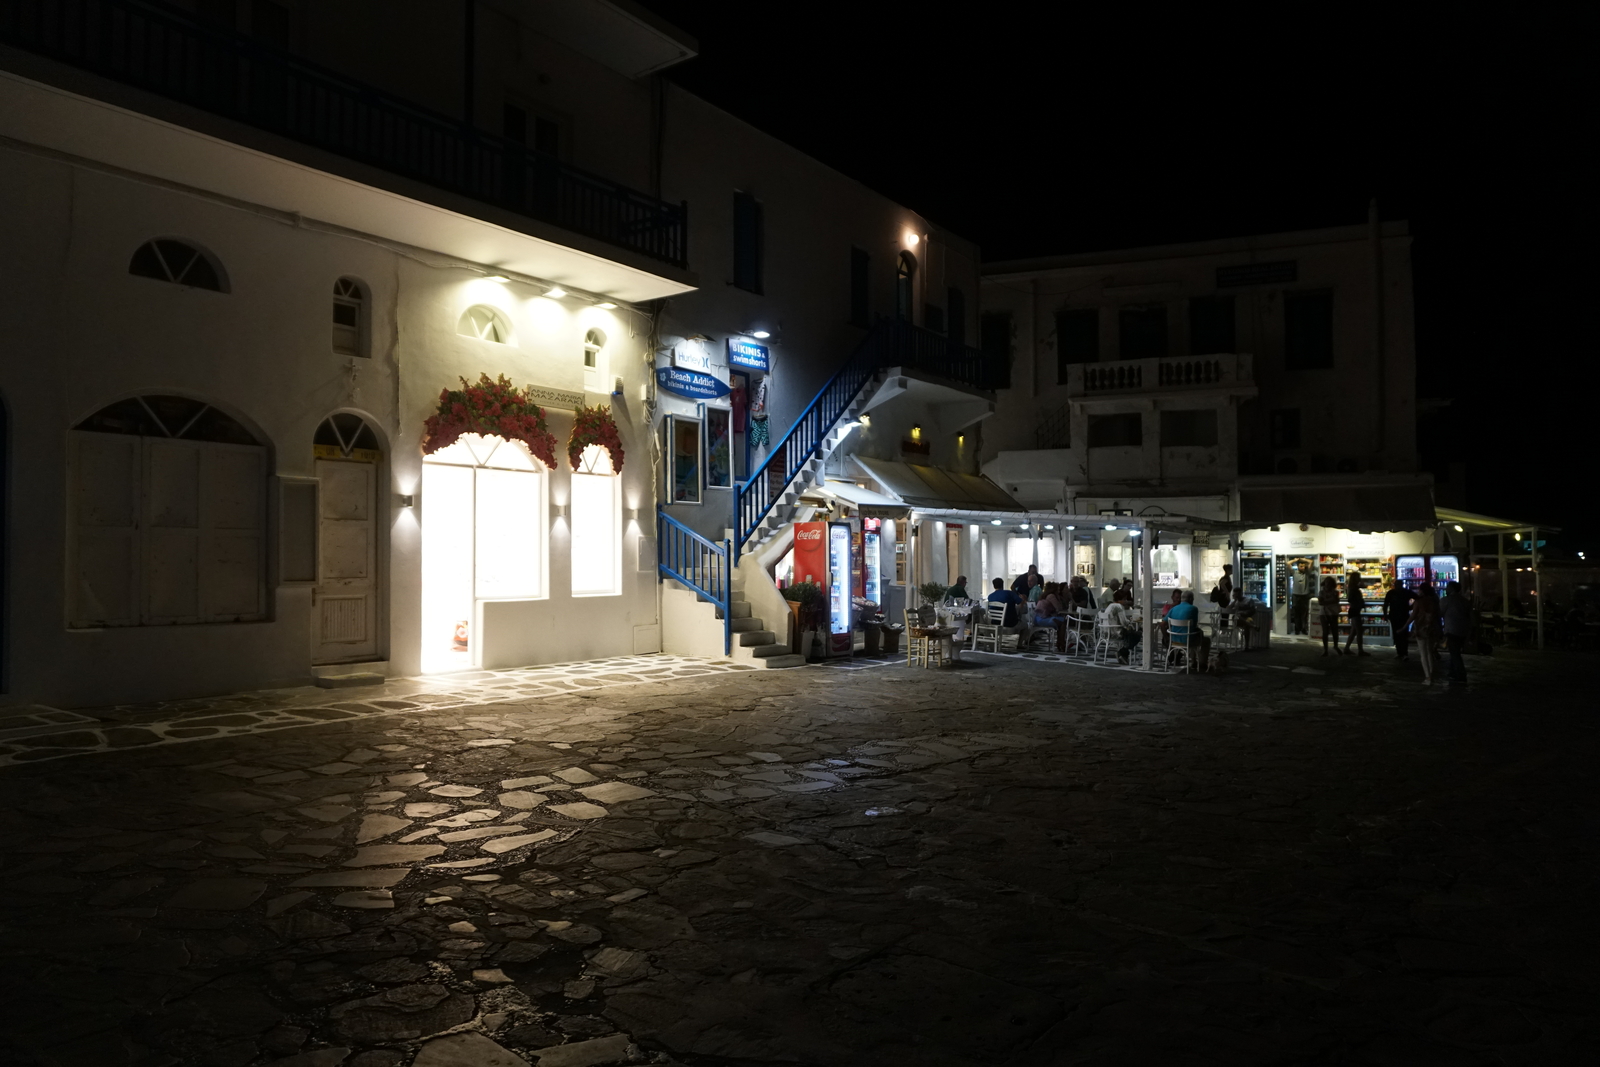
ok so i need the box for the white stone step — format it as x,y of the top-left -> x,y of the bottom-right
750,653 -> 807,669
729,616 -> 765,633
748,642 -> 797,658
736,630 -> 779,647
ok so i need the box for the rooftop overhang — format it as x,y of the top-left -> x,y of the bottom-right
860,368 -> 995,432
1434,507 -> 1560,535
0,68 -> 696,303
851,457 -> 1021,513
499,0 -> 698,78
1238,474 -> 1436,533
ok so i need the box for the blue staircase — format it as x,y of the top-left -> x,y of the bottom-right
657,511 -> 731,655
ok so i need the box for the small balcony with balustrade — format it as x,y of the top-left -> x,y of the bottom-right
1061,353 -> 1256,400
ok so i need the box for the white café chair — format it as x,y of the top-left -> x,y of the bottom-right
1092,613 -> 1117,664
1165,618 -> 1199,673
970,601 -> 1003,654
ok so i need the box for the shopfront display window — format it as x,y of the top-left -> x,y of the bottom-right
705,407 -> 732,489
571,464 -> 621,598
421,433 -> 546,672
666,415 -> 702,504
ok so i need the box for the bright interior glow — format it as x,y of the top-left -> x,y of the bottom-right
751,330 -> 771,339
545,287 -> 568,299
421,434 -> 546,673
570,472 -> 621,597
595,301 -> 618,309
1007,536 -> 1056,577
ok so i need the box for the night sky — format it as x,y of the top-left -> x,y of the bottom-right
644,3 -> 1596,553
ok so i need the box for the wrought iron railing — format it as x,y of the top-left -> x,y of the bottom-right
0,0 -> 687,266
657,510 -> 731,656
731,319 -> 995,560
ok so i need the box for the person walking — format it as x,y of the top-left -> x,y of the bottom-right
1384,578 -> 1417,661
1441,580 -> 1472,685
1343,572 -> 1370,656
1289,560 -> 1313,635
1319,575 -> 1342,656
1410,583 -> 1441,684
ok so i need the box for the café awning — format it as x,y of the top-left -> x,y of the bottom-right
852,457 -> 1022,512
818,479 -> 910,518
1239,480 -> 1436,532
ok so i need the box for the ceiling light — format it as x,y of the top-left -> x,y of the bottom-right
1453,524 -> 1464,532
1044,524 -> 1055,530
1105,524 -> 1116,530
484,274 -> 511,283
990,519 -> 1002,526
751,330 -> 771,339
545,287 -> 567,299
595,301 -> 617,309
1066,525 -> 1075,530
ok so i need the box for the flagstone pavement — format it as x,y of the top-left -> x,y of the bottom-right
0,643 -> 1595,1066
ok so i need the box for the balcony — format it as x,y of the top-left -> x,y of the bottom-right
0,0 -> 687,267
1062,353 -> 1255,398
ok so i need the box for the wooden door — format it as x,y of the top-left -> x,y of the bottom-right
312,457 -> 378,663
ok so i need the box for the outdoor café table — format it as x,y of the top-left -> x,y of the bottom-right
912,625 -> 962,666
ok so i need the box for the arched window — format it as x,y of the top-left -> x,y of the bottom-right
333,278 -> 368,357
583,328 -> 605,369
896,251 -> 916,321
314,412 -> 381,460
70,396 -> 265,627
129,239 -> 227,292
459,305 -> 513,345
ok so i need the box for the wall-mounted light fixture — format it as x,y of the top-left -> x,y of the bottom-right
624,507 -> 640,523
957,432 -> 966,443
906,232 -> 920,247
860,414 -> 871,427
396,494 -> 414,508
910,424 -> 922,440
552,503 -> 569,519
751,329 -> 771,339
1453,524 -> 1465,532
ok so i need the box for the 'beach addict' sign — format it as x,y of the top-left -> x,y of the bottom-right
656,366 -> 730,400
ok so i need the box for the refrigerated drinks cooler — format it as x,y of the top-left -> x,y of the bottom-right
1239,549 -> 1274,609
1395,554 -> 1461,590
862,520 -> 882,607
794,520 -> 856,658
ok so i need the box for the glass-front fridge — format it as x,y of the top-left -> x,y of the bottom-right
1428,553 -> 1461,587
863,520 -> 882,607
1395,554 -> 1427,590
1239,549 -> 1274,609
1395,554 -> 1460,590
827,521 -> 853,656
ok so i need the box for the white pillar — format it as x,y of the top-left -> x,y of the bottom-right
1140,529 -> 1154,670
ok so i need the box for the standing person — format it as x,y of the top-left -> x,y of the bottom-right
1215,563 -> 1235,606
1343,572 -> 1370,656
1319,575 -> 1342,656
1011,564 -> 1039,598
1289,560 -> 1313,635
1410,583 -> 1441,684
1384,578 -> 1417,662
1441,580 -> 1472,685
1027,572 -> 1046,605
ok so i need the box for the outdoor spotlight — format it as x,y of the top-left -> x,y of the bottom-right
906,232 -> 920,247
752,329 -> 771,339
911,424 -> 922,439
484,274 -> 511,283
595,301 -> 618,309
1453,524 -> 1465,532
396,494 -> 414,508
545,287 -> 568,298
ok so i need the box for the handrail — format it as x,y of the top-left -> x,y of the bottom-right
731,319 -> 997,561
657,509 -> 731,656
0,0 -> 687,266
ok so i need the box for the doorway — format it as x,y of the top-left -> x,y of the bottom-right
312,414 -> 382,665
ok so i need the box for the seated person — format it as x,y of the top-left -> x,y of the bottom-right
1067,575 -> 1096,613
1027,575 -> 1046,605
1034,582 -> 1069,621
947,575 -> 970,602
1103,588 -> 1142,665
1159,589 -> 1183,619
1224,586 -> 1264,649
986,577 -> 1025,630
1165,590 -> 1212,670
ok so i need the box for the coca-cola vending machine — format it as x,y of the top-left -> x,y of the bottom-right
794,520 -> 855,657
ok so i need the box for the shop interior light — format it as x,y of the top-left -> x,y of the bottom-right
751,329 -> 771,339
595,301 -> 618,309
544,287 -> 568,299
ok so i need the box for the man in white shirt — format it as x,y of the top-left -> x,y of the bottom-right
1103,588 -> 1142,665
1288,560 -> 1313,635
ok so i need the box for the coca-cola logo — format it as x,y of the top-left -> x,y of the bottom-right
796,529 -> 822,541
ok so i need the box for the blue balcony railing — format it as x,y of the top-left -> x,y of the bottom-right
732,318 -> 998,561
0,0 -> 687,267
657,510 -> 731,656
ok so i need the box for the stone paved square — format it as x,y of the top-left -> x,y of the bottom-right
0,644 -> 1594,1065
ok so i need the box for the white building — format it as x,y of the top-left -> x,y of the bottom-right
0,0 -> 1000,704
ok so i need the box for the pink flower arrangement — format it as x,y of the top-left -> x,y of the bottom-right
421,373 -> 557,470
567,403 -> 625,474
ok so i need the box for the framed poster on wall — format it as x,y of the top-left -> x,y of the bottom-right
705,407 -> 732,489
666,414 -> 702,504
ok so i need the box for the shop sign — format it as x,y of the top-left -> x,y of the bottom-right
1289,534 -> 1315,551
728,338 -> 770,372
1191,529 -> 1211,547
672,345 -> 713,373
656,366 -> 730,400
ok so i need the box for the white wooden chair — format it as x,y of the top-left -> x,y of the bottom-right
904,609 -> 946,668
1165,618 -> 1199,673
1092,613 -> 1117,664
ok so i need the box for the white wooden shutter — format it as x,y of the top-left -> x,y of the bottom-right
143,439 -> 202,623
200,444 -> 266,620
69,432 -> 141,627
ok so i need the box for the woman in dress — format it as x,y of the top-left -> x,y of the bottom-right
1343,571 -> 1370,656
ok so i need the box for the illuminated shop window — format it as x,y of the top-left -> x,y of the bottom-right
1007,535 -> 1056,578
570,445 -> 621,597
458,305 -> 513,345
421,433 -> 546,672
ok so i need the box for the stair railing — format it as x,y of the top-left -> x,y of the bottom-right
657,509 -> 731,655
731,319 -> 995,562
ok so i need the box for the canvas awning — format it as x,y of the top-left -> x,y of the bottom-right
1240,482 -> 1436,532
819,480 -> 910,518
852,457 -> 1023,512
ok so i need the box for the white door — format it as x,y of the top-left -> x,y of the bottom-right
313,457 -> 378,663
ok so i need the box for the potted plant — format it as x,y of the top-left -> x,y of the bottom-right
782,581 -> 822,656
917,581 -> 948,627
